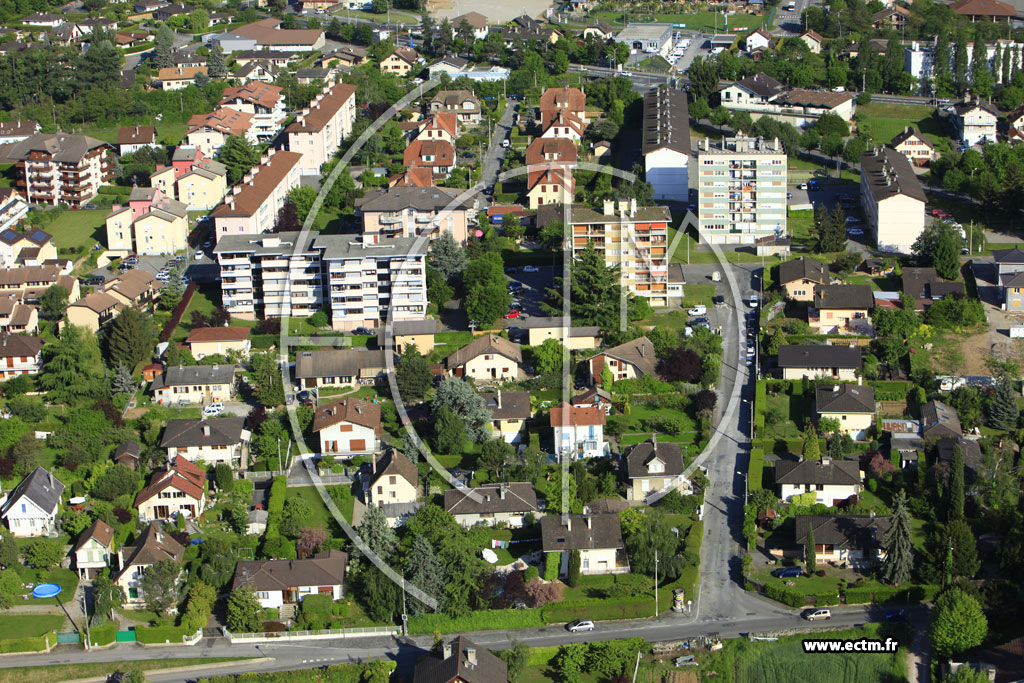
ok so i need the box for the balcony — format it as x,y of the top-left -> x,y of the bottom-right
379,215 -> 402,225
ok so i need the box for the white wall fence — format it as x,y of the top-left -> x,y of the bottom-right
223,626 -> 399,643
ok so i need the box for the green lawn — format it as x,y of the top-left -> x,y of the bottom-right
14,568 -> 77,606
593,9 -> 766,32
667,227 -> 785,265
171,285 -> 222,342
0,658 -> 251,683
856,102 -> 949,152
0,614 -> 63,640
285,485 -> 346,531
76,123 -> 188,147
45,209 -> 108,257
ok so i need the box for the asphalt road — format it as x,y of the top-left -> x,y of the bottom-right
480,99 -> 518,193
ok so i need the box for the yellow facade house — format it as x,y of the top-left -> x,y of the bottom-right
445,334 -> 522,382
815,384 -> 876,440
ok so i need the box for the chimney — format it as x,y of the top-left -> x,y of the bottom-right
566,516 -> 572,531
586,516 -> 592,529
496,390 -> 502,410
602,199 -> 614,216
203,423 -> 211,437
640,343 -> 645,358
821,454 -> 830,466
465,647 -> 477,667
48,470 -> 53,488
499,483 -> 507,500
371,452 -> 377,474
442,641 -> 453,659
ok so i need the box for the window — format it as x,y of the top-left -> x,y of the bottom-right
389,476 -> 396,485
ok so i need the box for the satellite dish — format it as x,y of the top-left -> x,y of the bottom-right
481,549 -> 498,564
32,583 -> 61,599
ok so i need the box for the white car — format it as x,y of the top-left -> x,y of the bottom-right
203,402 -> 224,417
523,265 -> 539,273
194,251 -> 206,260
566,619 -> 595,632
748,295 -> 759,308
687,305 -> 707,316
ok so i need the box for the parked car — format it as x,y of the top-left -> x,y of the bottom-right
566,620 -> 595,633
748,294 -> 759,308
804,609 -> 832,621
713,295 -> 726,307
797,183 -> 808,190
847,228 -> 864,236
687,305 -> 707,316
885,609 -> 907,623
503,309 -> 520,319
772,566 -> 804,578
194,251 -> 206,260
203,402 -> 224,417
507,280 -> 523,291
297,391 -> 315,406
353,327 -> 373,336
86,276 -> 105,286
523,265 -> 540,273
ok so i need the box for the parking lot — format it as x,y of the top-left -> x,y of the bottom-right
502,264 -> 555,324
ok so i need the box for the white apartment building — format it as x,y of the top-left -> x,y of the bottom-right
211,149 -> 302,242
285,81 -> 357,175
696,135 -> 787,245
213,232 -> 427,329
642,86 -> 690,202
219,82 -> 287,141
859,146 -> 926,254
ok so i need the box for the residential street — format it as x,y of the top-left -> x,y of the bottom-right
479,98 -> 518,196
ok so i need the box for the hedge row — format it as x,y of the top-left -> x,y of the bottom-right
201,662 -> 395,682
762,582 -> 806,607
540,597 -> 651,624
544,551 -> 561,581
755,380 -> 767,434
748,448 -> 764,492
158,281 -> 197,343
261,475 -> 288,556
408,609 -> 544,634
0,632 -> 54,653
90,623 -> 118,646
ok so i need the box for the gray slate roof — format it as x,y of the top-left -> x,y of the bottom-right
812,284 -> 875,310
860,146 -> 926,203
921,400 -> 961,440
414,636 -> 508,683
152,364 -> 236,389
777,344 -> 862,370
775,458 -> 861,486
160,417 -> 248,448
295,349 -> 390,379
444,482 -> 538,515
993,248 -> 1024,264
0,466 -> 64,516
642,86 -> 690,156
815,384 -> 876,414
625,439 -> 685,478
794,515 -> 891,550
355,186 -> 474,213
778,257 -> 829,286
481,390 -> 532,420
232,549 -> 348,592
588,335 -> 659,378
540,513 -> 623,552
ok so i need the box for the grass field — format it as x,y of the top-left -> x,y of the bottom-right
170,285 -> 222,342
0,657 -> 250,683
45,209 -> 107,257
0,615 -> 62,640
856,101 -> 950,154
76,123 -> 189,147
285,485 -> 346,531
593,9 -> 766,33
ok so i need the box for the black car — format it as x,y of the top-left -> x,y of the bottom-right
712,295 -> 726,306
690,317 -> 709,326
85,276 -> 105,286
353,327 -> 373,336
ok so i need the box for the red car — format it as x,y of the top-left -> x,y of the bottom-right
503,309 -> 520,319
931,208 -> 951,219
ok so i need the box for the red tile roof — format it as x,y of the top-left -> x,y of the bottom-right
549,401 -> 606,427
185,326 -> 252,343
135,457 -> 206,506
403,139 -> 455,169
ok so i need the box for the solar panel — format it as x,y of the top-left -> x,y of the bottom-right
30,230 -> 48,242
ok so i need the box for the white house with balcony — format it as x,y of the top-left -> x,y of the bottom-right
550,402 -> 608,459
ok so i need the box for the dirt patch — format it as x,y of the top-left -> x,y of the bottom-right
426,0 -> 553,22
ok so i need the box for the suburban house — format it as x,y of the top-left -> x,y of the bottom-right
993,248 -> 1024,308
378,319 -> 439,354
526,137 -> 578,209
718,72 -> 855,126
946,97 -> 999,146
73,519 -> 115,579
103,269 -> 165,309
859,146 -> 927,254
185,327 -> 252,359
481,391 -> 531,444
777,344 -> 862,381
235,59 -> 281,84
902,267 -> 965,309
211,149 -> 303,242
550,402 -> 608,459
775,457 -> 862,505
444,482 -> 539,528
809,285 -> 874,335
356,185 -> 473,244
570,387 -> 613,415
540,513 -> 627,577
116,523 -> 185,605
921,400 -> 962,442
0,225 -> 54,268
151,364 -> 236,405
746,28 -> 772,51
114,441 -> 141,470
403,139 -> 457,178
799,29 -> 824,53
226,17 -> 325,52
792,515 -> 891,567
134,457 -> 208,521
444,334 -> 522,381
0,263 -> 79,303
0,298 -> 37,337
186,108 -> 256,157
625,438 -> 690,502
936,436 -> 983,483
452,11 -> 489,39
815,384 -> 876,440
366,450 -> 419,526
116,126 -> 157,155
66,292 -> 122,332
295,349 -> 390,388
156,66 -> 208,91
312,397 -> 382,456
0,334 -> 43,378
429,90 -> 482,125
585,336 -> 659,386
232,550 -> 348,612
160,418 -> 251,469
0,466 -> 64,537
285,81 -> 357,175
508,317 -> 601,350
379,47 -> 420,75
0,120 -> 40,145
891,127 -> 937,166
415,112 -> 458,143
414,637 -> 508,683
778,257 -> 829,302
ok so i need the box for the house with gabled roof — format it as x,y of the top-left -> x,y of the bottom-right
921,399 -> 962,442
116,523 -> 185,604
103,268 -> 165,308
777,344 -> 862,381
379,47 -> 421,76
815,384 -> 876,439
366,450 -> 419,526
778,257 -> 829,302
936,436 -> 983,484
114,441 -> 141,470
642,86 -> 690,202
416,112 -> 458,143
295,348 -> 391,389
776,456 -> 862,505
0,466 -> 64,537
429,90 -> 482,125
891,126 -> 937,166
116,126 -> 157,155
452,11 -> 489,39
791,514 -> 891,566
946,96 -> 999,146
444,482 -> 538,528
799,30 -> 825,53
151,364 -> 236,405
415,636 -> 508,683
746,28 -> 773,52
481,390 -> 531,443
584,335 -> 659,386
377,318 -> 439,354
625,438 -> 690,501
312,397 -> 381,456
219,82 -> 286,140
161,418 -> 250,469
0,333 -> 43,378
186,108 -> 257,157
403,139 -> 456,178
541,513 -> 626,577
550,402 -> 608,459
74,519 -> 115,579
186,327 -> 251,359
135,457 -> 207,521
445,334 -> 522,381
809,284 -> 874,335
232,549 -> 348,609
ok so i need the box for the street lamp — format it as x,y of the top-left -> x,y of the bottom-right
737,470 -> 748,506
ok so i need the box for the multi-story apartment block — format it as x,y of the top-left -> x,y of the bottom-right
356,186 -> 473,244
9,133 -> 115,207
150,147 -> 228,211
642,86 -> 690,202
211,149 -> 302,242
213,232 -> 427,329
546,199 -> 675,307
696,135 -> 787,245
285,81 -> 357,175
105,187 -> 189,255
219,82 -> 286,141
186,108 -> 257,157
859,145 -> 926,254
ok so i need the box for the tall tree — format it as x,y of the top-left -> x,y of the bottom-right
395,344 -> 431,401
953,31 -> 969,94
39,285 -> 69,321
39,324 -> 105,402
405,534 -> 446,615
140,559 -> 182,615
881,489 -> 914,585
106,307 -> 153,370
950,444 -> 965,520
207,45 -> 227,78
217,135 -> 262,185
433,405 -> 466,453
226,586 -> 263,633
987,376 -> 1018,429
153,25 -> 174,69
802,424 -> 821,461
929,587 -> 987,657
356,502 -> 398,560
432,377 -> 491,442
428,230 -> 468,283
544,243 -> 624,329
92,573 -> 126,620
947,519 -> 980,579
933,229 -> 962,280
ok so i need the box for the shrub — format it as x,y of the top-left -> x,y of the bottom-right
524,566 -> 539,582
748,448 -> 765,492
544,551 -> 561,581
763,582 -> 806,607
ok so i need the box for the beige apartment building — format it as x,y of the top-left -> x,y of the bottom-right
10,133 -> 115,207
697,135 -> 787,245
105,187 -> 189,255
285,81 -> 357,175
211,150 -> 302,243
356,186 -> 473,244
859,146 -> 926,254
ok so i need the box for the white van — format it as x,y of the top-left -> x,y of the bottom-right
687,305 -> 707,316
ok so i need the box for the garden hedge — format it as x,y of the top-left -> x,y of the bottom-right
763,583 -> 806,608
544,551 -> 561,581
748,449 -> 764,492
408,609 -> 543,634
